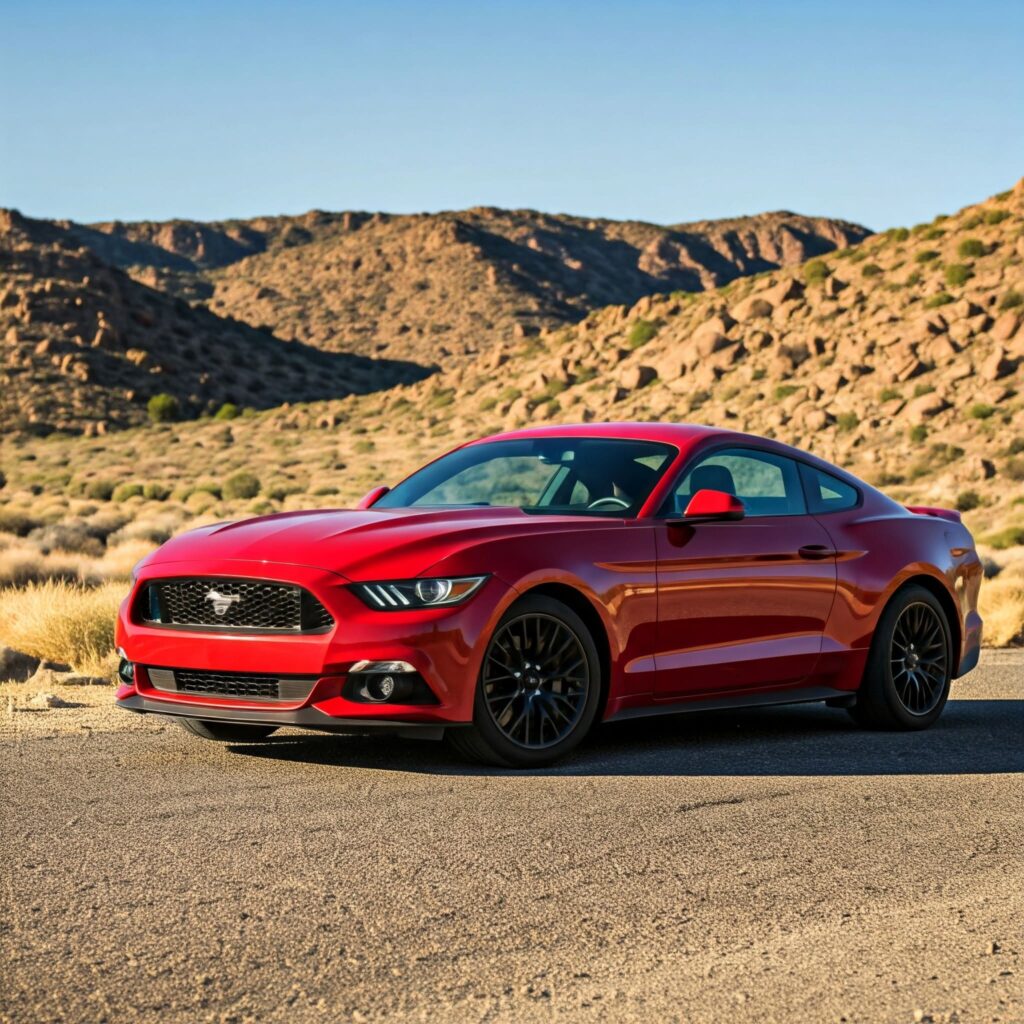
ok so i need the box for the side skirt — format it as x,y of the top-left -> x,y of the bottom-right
605,685 -> 856,724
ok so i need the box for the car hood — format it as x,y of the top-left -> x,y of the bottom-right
144,506 -> 606,581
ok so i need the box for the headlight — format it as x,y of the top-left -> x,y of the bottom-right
352,576 -> 488,609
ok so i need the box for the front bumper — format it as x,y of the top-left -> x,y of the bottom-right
116,557 -> 515,727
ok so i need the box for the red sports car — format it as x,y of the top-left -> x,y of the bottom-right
116,423 -> 983,767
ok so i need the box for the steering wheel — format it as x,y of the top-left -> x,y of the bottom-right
587,496 -> 631,512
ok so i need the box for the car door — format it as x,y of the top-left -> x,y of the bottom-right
654,446 -> 837,698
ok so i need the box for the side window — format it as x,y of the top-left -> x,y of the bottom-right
663,448 -> 807,518
799,463 -> 860,514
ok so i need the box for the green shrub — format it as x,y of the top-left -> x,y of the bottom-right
774,384 -> 799,400
803,259 -> 831,284
915,250 -> 941,264
913,383 -> 935,397
957,238 -> 986,259
1008,438 -> 1024,456
112,483 -> 144,502
908,424 -> 928,443
627,319 -> 659,349
920,226 -> 945,241
147,393 -> 180,423
142,482 -> 171,501
214,402 -> 239,420
222,472 -> 261,500
944,264 -> 973,288
983,526 -> 1024,550
861,263 -> 883,278
84,479 -> 115,501
985,209 -> 1010,225
879,388 -> 902,402
999,289 -> 1023,310
0,509 -> 40,536
905,270 -> 923,287
353,440 -> 376,454
924,293 -> 954,308
886,227 -> 910,242
193,481 -> 222,498
574,366 -> 598,384
499,386 -> 522,403
968,403 -> 996,420
835,412 -> 859,432
955,490 -> 981,512
751,367 -> 767,381
1005,456 -> 1024,482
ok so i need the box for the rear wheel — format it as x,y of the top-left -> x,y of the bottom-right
848,584 -> 953,730
177,718 -> 278,743
446,594 -> 602,767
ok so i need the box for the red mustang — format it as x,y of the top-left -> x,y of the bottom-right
116,423 -> 983,767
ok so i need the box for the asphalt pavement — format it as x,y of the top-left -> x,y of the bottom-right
2,651 -> 1022,1023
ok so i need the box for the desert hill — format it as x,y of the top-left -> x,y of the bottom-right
1,181 -> 1021,639
83,207 -> 870,364
0,210 -> 429,435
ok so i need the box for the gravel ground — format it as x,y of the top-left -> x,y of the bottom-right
2,651 -> 1022,1024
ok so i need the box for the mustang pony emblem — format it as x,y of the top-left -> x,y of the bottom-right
205,589 -> 241,616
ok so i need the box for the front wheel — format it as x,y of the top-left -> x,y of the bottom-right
848,584 -> 953,730
177,718 -> 278,743
446,595 -> 602,767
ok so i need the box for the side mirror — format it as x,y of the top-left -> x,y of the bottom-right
676,488 -> 745,524
356,485 -> 390,509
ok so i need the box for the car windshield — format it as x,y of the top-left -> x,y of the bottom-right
375,437 -> 676,517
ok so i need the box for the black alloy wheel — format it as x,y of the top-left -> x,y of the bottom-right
848,584 -> 953,731
889,601 -> 950,716
481,612 -> 590,749
446,594 -> 602,767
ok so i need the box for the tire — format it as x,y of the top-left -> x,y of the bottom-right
446,594 -> 603,768
177,718 -> 278,743
848,584 -> 953,731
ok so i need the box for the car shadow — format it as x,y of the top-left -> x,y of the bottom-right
230,697 -> 1024,777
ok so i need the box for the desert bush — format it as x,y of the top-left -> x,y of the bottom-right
147,393 -> 180,423
861,263 -> 883,278
803,260 -> 831,284
0,542 -> 84,587
835,412 -> 859,432
957,238 -> 986,259
908,424 -> 928,443
112,483 -> 144,502
983,527 -> 1024,550
84,479 -> 116,501
913,382 -> 935,397
0,580 -> 122,675
142,482 -> 172,501
773,385 -> 798,400
1005,456 -> 1024,482
223,471 -> 261,501
985,209 -> 1010,225
879,388 -> 902,402
956,490 -> 981,512
214,402 -> 240,420
923,293 -> 953,308
944,264 -> 973,288
353,440 -> 376,454
968,403 -> 996,420
0,509 -> 41,537
627,319 -> 659,348
978,554 -> 1024,645
886,227 -> 910,242
28,521 -> 104,557
999,289 -> 1023,310
915,250 -> 940,264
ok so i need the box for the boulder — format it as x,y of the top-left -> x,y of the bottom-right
991,311 -> 1021,343
905,391 -> 951,423
729,295 -> 773,322
980,347 -> 1016,381
618,365 -> 657,391
762,278 -> 804,307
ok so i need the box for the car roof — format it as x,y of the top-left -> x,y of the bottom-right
473,421 -> 726,447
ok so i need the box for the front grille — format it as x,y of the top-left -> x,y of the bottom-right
138,578 -> 333,633
147,667 -> 316,703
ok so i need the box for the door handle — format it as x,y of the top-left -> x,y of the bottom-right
798,544 -> 835,560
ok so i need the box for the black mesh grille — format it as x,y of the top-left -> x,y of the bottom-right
175,668 -> 281,699
139,578 -> 333,633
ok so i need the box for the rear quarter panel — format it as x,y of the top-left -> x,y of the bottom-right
812,506 -> 982,688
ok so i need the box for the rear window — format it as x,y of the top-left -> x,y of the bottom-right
799,463 -> 859,514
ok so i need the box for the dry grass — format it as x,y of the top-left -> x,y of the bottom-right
979,547 -> 1024,647
0,581 -> 124,676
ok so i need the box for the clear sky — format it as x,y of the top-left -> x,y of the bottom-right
2,0 -> 1022,231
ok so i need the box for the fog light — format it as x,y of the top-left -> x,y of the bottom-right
117,657 -> 135,686
366,674 -> 396,702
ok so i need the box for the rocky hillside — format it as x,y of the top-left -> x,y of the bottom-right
0,211 -> 429,435
83,207 -> 869,363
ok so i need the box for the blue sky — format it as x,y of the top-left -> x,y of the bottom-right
2,0 -> 1022,230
